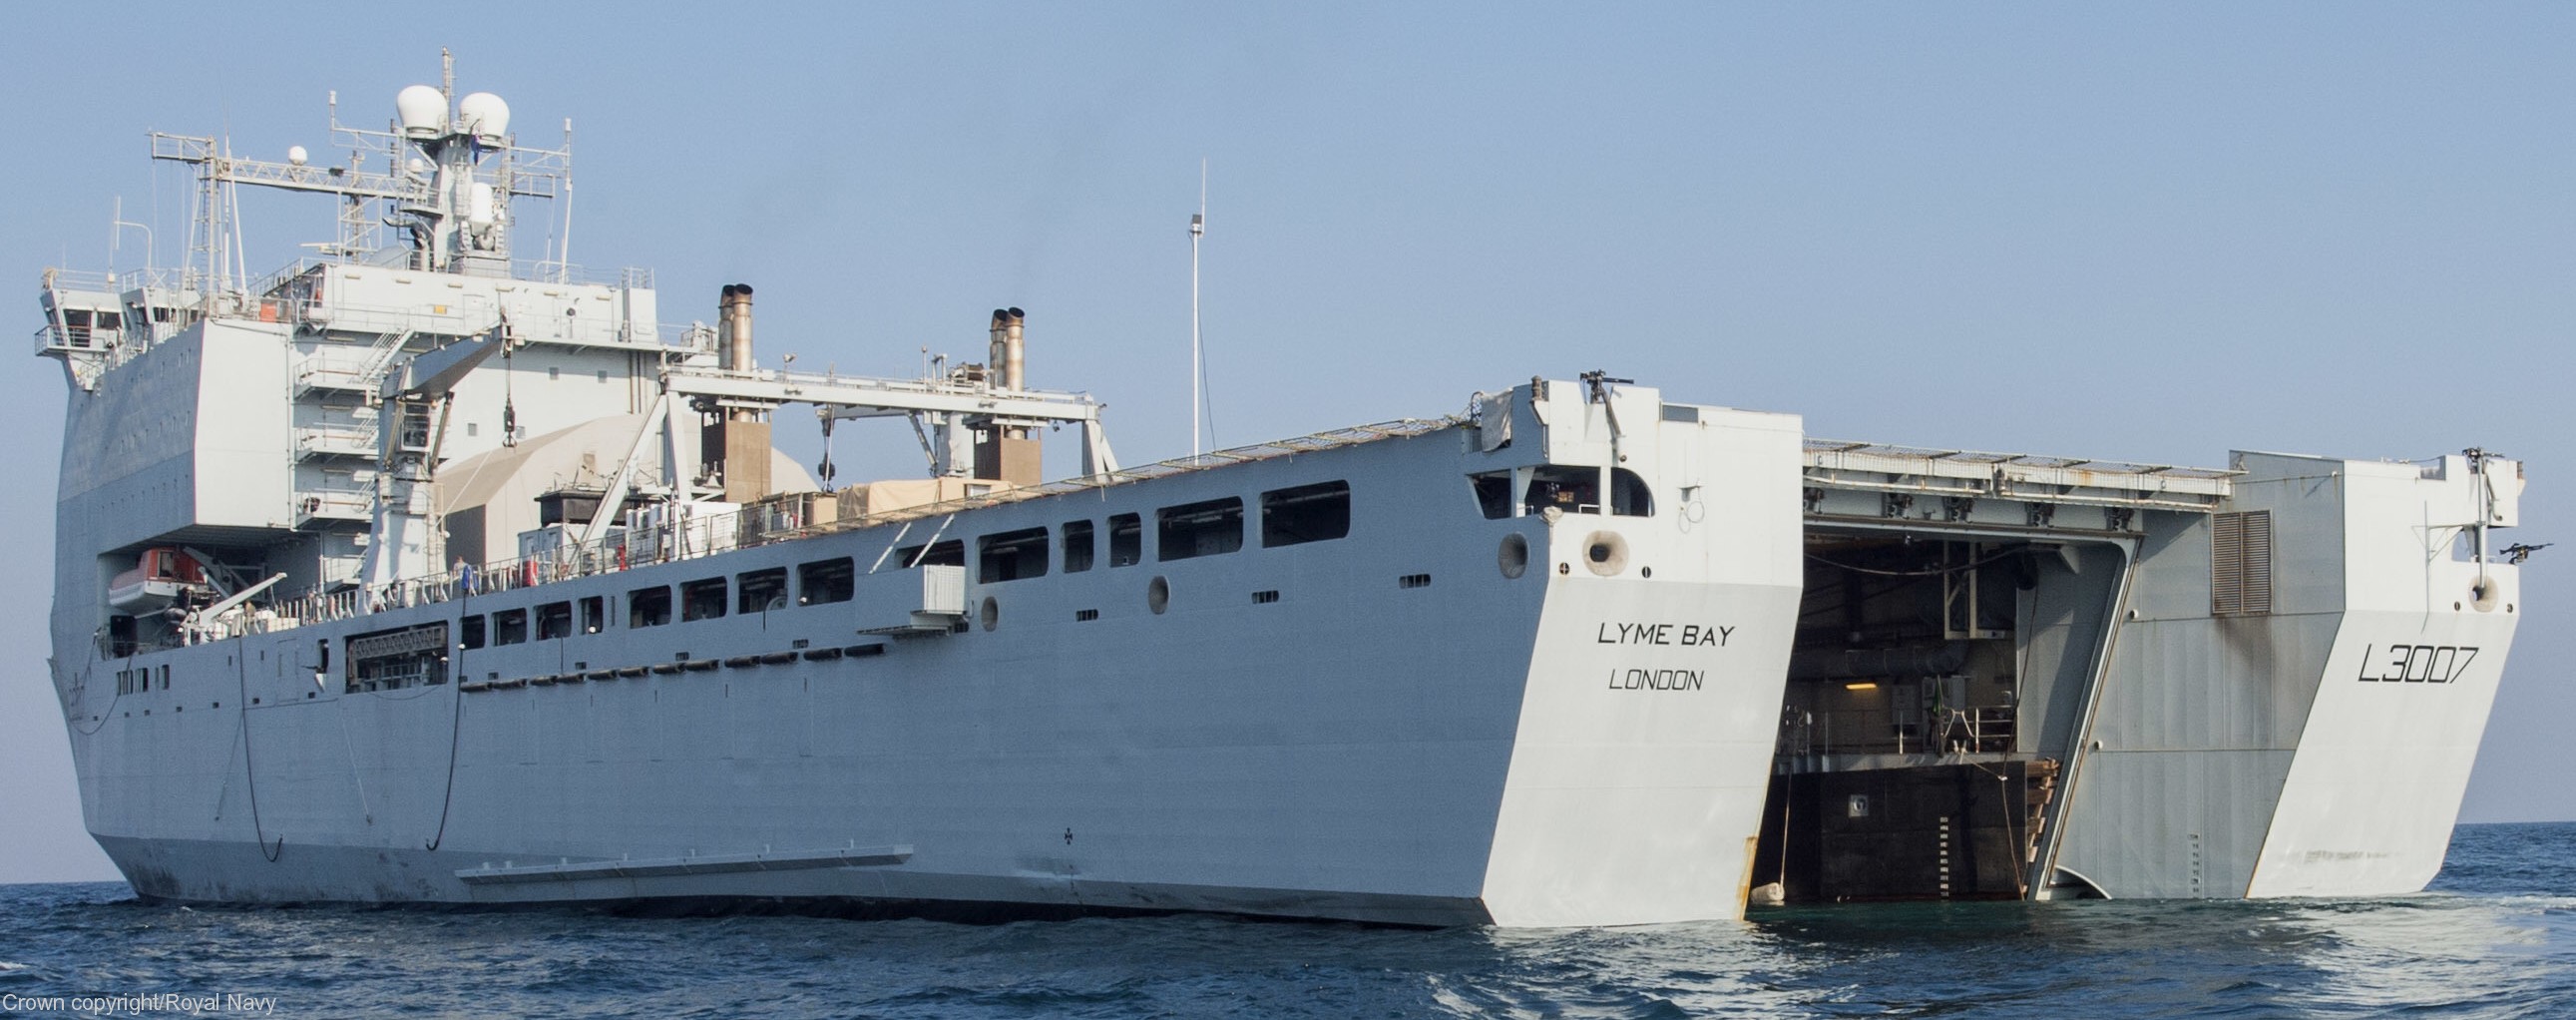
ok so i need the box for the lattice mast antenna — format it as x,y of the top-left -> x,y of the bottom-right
150,50 -> 572,285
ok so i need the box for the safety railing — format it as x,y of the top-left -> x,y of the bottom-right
228,415 -> 1463,641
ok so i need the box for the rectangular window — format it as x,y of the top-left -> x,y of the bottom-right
1063,520 -> 1095,573
681,577 -> 728,621
492,608 -> 529,646
798,557 -> 854,605
459,615 -> 486,650
895,539 -> 963,569
536,601 -> 573,640
345,622 -> 450,692
579,596 -> 606,635
629,586 -> 672,628
979,528 -> 1051,583
1108,513 -> 1142,567
1609,468 -> 1653,517
1158,497 -> 1244,561
737,567 -> 789,614
1470,471 -> 1513,520
1261,481 -> 1351,547
1525,466 -> 1599,515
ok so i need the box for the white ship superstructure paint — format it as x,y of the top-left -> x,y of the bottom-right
2244,453 -> 2521,896
34,64 -> 2529,926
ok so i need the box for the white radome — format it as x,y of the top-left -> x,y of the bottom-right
458,92 -> 510,143
395,84 -> 446,137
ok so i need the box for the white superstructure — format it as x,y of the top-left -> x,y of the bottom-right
33,62 -> 2527,925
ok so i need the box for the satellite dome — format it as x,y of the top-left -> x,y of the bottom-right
395,85 -> 446,138
286,146 -> 308,167
457,92 -> 511,144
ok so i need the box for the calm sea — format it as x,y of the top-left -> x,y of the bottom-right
1,822 -> 2569,1019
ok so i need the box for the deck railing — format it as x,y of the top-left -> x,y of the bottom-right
224,416 -> 1463,642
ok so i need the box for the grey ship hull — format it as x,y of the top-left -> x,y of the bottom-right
57,390 -> 1809,927
36,72 -> 2526,924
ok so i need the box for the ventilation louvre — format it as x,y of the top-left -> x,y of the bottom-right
2212,510 -> 2274,616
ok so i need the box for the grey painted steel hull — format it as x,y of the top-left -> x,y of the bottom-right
57,391 -> 1810,927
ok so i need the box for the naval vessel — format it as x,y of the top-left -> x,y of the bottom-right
35,62 -> 2528,925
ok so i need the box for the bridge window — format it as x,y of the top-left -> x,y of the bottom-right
681,577 -> 728,621
629,585 -> 672,628
1261,481 -> 1351,547
798,557 -> 854,605
1108,514 -> 1142,567
459,615 -> 486,650
738,568 -> 789,614
1159,498 -> 1244,561
580,596 -> 606,634
1063,520 -> 1095,573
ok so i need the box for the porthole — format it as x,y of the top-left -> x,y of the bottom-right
1147,576 -> 1170,615
979,596 -> 1000,632
1499,534 -> 1529,579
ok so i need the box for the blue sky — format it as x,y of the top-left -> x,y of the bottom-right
2,3 -> 2568,882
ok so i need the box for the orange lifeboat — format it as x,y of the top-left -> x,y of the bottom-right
107,547 -> 217,615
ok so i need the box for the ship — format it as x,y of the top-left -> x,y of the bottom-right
34,61 -> 2528,926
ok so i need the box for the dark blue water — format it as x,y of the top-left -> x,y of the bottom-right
2,823 -> 2569,1019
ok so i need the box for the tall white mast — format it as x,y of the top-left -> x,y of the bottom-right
1189,160 -> 1206,458
557,117 -> 575,283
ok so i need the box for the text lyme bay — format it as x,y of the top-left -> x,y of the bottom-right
1594,621 -> 1733,693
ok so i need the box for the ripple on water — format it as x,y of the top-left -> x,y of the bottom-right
0,827 -> 2571,1018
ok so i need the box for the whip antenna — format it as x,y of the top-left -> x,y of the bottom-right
1190,160 -> 1206,458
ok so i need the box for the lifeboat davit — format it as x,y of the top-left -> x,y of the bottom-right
107,547 -> 217,615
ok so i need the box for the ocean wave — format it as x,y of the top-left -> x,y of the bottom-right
0,824 -> 2569,1018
